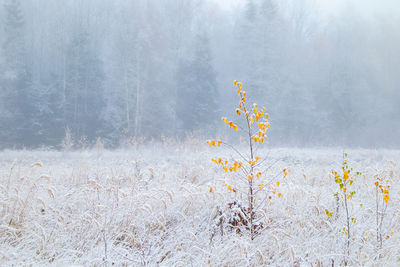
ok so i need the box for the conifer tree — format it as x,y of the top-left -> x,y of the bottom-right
176,31 -> 219,134
64,29 -> 106,141
0,0 -> 33,147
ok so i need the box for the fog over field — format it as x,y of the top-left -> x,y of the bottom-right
1,0 -> 400,266
0,0 -> 399,148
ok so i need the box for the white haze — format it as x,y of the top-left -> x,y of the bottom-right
0,0 -> 399,148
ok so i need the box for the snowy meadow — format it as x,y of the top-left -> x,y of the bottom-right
0,144 -> 399,266
1,0 -> 400,266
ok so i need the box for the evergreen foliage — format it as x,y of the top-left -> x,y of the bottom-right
176,32 -> 219,134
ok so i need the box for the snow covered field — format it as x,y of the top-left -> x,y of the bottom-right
0,144 -> 399,266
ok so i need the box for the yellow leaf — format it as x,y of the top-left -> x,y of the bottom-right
384,194 -> 390,204
233,80 -> 238,87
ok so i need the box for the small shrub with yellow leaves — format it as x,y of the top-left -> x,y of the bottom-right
207,80 -> 287,240
325,153 -> 361,263
374,176 -> 392,250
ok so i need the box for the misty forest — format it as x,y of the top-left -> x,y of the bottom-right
1,0 -> 400,266
0,0 -> 399,148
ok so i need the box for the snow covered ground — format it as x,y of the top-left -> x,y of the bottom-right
0,144 -> 399,266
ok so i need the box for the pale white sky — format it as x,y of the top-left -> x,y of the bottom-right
318,0 -> 400,16
210,0 -> 242,10
211,0 -> 400,18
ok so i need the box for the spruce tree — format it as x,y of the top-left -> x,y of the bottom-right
64,29 -> 105,141
176,31 -> 219,134
0,0 -> 33,147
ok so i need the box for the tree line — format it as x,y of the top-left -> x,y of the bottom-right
0,0 -> 399,148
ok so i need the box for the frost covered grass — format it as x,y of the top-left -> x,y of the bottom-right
0,144 -> 399,266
